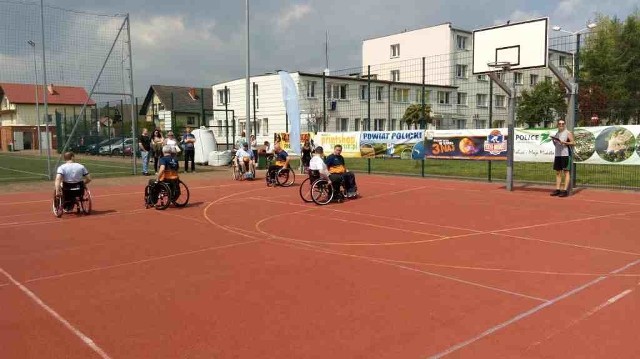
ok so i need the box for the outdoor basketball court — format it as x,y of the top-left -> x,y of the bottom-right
1,171 -> 639,358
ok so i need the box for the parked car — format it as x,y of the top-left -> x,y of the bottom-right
85,138 -> 121,155
99,138 -> 134,156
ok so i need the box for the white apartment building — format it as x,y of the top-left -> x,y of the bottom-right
362,22 -> 572,128
211,71 -> 456,144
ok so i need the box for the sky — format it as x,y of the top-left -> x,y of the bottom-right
14,0 -> 640,96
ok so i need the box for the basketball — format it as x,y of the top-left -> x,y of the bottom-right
243,156 -> 250,162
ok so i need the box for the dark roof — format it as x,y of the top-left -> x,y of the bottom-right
0,83 -> 95,105
139,85 -> 213,115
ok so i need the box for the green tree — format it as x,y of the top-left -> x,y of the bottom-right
402,103 -> 431,129
516,80 -> 567,128
580,12 -> 640,124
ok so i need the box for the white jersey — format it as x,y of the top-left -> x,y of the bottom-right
309,155 -> 330,178
56,162 -> 89,183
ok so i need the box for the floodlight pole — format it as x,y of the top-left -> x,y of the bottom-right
126,14 -> 137,175
245,0 -> 251,143
28,40 -> 42,155
40,0 -> 52,179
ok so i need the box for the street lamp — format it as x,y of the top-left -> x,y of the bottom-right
27,40 -> 42,155
551,22 -> 597,194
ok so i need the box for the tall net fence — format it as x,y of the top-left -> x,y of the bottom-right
0,1 -> 134,177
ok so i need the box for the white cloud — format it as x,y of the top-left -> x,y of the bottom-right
132,15 -> 221,48
276,3 -> 313,31
553,0 -> 583,21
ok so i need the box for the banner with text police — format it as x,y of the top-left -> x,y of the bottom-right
424,128 -> 508,160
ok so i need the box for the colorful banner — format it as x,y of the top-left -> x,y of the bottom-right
515,125 -> 640,165
314,132 -> 360,157
359,130 -> 425,159
273,132 -> 313,154
424,128 -> 508,160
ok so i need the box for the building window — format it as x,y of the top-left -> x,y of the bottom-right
457,92 -> 467,106
187,116 -> 196,125
494,120 -> 505,128
392,88 -> 410,103
217,89 -> 229,105
514,72 -> 523,85
495,95 -> 506,108
415,89 -> 430,103
437,91 -> 450,104
476,94 -> 488,107
477,74 -> 488,81
559,56 -> 567,66
328,84 -> 348,100
456,119 -> 466,129
496,72 -> 503,81
456,35 -> 468,50
339,118 -> 349,132
391,70 -> 400,82
390,43 -> 400,58
360,85 -> 368,101
376,86 -> 384,101
354,118 -> 360,131
545,76 -> 553,83
306,81 -> 316,98
374,119 -> 385,131
455,64 -> 468,78
530,74 -> 539,86
391,119 -> 397,131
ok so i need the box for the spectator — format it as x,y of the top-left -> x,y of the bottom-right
151,128 -> 164,173
138,128 -> 151,176
550,120 -> 575,198
250,135 -> 258,162
301,139 -> 312,172
182,127 -> 196,173
164,131 -> 180,157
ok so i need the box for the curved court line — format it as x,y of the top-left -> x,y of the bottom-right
426,258 -> 640,359
0,267 -> 112,359
238,226 -> 548,302
494,232 -> 640,257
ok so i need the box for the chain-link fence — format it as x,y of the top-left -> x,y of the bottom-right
0,1 -> 135,177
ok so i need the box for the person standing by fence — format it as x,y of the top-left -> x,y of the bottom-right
138,128 -> 151,176
550,120 -> 574,198
182,127 -> 196,173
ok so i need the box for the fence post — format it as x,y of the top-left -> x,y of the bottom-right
224,85 -> 230,150
421,159 -> 425,177
488,160 -> 492,182
200,88 -> 205,128
367,158 -> 371,174
322,71 -> 327,132
367,65 -> 371,129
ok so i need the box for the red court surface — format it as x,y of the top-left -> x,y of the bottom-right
1,173 -> 639,358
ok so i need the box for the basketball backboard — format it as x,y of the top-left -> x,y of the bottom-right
472,18 -> 548,74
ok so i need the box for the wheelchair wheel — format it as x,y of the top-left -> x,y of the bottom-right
144,185 -> 152,209
232,164 -> 241,180
52,190 -> 64,218
79,189 -> 92,215
154,182 -> 172,210
311,179 -> 334,205
173,180 -> 190,207
276,168 -> 295,187
299,177 -> 313,203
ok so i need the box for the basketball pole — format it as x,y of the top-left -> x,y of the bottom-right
486,64 -> 515,191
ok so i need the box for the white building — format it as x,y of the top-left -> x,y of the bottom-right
362,22 -> 572,128
211,71 -> 457,143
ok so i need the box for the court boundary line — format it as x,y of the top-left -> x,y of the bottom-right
0,267 -> 112,359
426,258 -> 640,359
493,232 -> 640,257
0,166 -> 48,177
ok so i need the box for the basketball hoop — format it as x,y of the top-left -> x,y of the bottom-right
486,61 -> 512,73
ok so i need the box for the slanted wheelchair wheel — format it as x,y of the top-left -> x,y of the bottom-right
154,182 -> 172,210
144,185 -> 152,209
52,190 -> 64,218
276,168 -> 295,187
311,179 -> 334,205
173,180 -> 190,207
80,189 -> 92,215
299,177 -> 313,203
232,165 -> 241,180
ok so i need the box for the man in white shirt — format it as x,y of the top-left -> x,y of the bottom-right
54,152 -> 92,210
235,142 -> 256,176
308,146 -> 329,178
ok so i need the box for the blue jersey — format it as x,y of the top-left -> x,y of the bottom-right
159,156 -> 179,180
275,150 -> 288,166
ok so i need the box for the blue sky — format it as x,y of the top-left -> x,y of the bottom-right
36,0 -> 640,95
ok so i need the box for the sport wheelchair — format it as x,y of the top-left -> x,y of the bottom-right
299,170 -> 357,205
232,155 -> 256,181
52,182 -> 92,217
144,179 -> 190,210
265,156 -> 295,187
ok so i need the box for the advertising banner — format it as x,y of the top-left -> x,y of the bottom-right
273,132 -> 313,154
314,132 -> 360,157
424,128 -> 508,160
359,130 -> 425,159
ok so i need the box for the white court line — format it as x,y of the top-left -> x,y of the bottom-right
24,239 -> 261,284
0,209 -> 148,230
427,258 -> 640,359
494,232 -> 640,257
0,166 -> 48,177
527,286 -> 636,350
0,267 -> 112,359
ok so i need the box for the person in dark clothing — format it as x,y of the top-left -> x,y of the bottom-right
301,139 -> 312,173
182,127 -> 196,172
138,128 -> 152,175
325,144 -> 358,198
